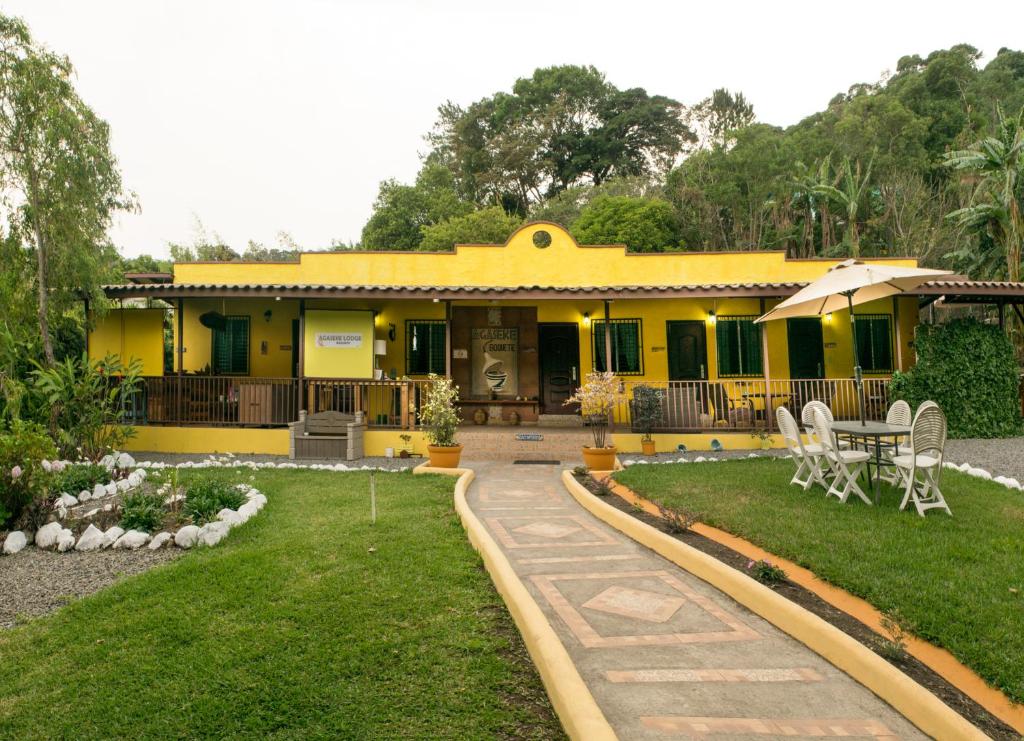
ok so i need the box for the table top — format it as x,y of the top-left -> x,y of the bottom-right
831,421 -> 911,436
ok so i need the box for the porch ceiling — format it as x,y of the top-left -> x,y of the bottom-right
100,279 -> 1024,303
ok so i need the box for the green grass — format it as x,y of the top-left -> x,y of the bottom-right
615,458 -> 1024,703
0,469 -> 563,739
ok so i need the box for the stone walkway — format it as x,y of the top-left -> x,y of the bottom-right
465,462 -> 925,740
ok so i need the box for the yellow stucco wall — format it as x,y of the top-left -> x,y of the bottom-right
303,309 -> 375,378
89,309 -> 166,375
121,426 -> 290,455
173,222 -> 919,289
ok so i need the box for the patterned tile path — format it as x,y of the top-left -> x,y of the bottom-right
465,462 -> 926,740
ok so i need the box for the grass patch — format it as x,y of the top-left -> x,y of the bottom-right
0,469 -> 563,739
616,458 -> 1024,703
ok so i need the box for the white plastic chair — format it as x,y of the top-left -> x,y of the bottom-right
813,409 -> 872,505
801,401 -> 849,449
892,404 -> 951,517
879,400 -> 912,484
776,406 -> 829,491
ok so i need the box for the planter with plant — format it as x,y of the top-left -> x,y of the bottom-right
631,384 -> 664,455
750,428 -> 772,450
420,374 -> 462,468
566,371 -> 620,470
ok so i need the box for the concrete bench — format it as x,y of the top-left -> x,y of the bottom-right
289,410 -> 365,460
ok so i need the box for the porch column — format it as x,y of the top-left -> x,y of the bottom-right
603,299 -> 613,373
760,298 -> 773,432
892,296 -> 904,371
444,299 -> 452,378
176,298 -> 184,423
298,299 -> 306,412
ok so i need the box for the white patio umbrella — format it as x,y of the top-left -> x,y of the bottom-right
755,259 -> 952,424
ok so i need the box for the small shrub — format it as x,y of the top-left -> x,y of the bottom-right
874,608 -> 913,661
0,421 -> 58,527
54,463 -> 109,494
572,465 -> 589,477
183,478 -> 245,525
631,384 -> 664,441
119,491 -> 166,533
657,502 -> 700,534
419,375 -> 460,448
593,481 -> 613,497
747,559 -> 787,585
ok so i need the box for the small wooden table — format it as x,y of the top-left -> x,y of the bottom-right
830,421 -> 911,505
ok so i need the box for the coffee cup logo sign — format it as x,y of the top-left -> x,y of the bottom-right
471,327 -> 518,397
316,332 -> 363,348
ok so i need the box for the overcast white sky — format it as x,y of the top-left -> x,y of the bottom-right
3,0 -> 1023,258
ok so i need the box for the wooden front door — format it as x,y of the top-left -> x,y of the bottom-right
787,318 -> 825,379
666,321 -> 707,380
539,323 -> 580,414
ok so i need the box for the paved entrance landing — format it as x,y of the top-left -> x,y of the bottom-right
465,462 -> 925,740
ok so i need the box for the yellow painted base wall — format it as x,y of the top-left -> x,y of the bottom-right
119,426 -> 429,459
614,433 -> 782,454
121,426 -> 290,455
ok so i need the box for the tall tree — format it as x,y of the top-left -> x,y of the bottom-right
691,88 -> 755,148
945,105 -> 1024,281
0,14 -> 133,364
571,195 -> 681,252
813,157 -> 874,257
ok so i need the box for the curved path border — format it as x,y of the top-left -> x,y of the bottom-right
564,470 -> 986,741
414,463 -> 615,740
600,473 -> 1024,735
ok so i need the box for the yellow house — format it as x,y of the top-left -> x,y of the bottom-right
91,222 -> 1022,456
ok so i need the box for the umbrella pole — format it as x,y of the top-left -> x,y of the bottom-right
846,291 -> 866,425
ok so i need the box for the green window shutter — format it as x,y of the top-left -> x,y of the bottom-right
717,318 -> 761,376
855,316 -> 892,372
593,320 -> 642,375
212,317 -> 249,374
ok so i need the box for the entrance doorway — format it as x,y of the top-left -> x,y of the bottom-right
786,318 -> 825,379
538,323 -> 580,414
666,321 -> 707,380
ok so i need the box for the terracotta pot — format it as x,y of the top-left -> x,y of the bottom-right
427,444 -> 463,468
582,446 -> 617,471
641,439 -> 656,456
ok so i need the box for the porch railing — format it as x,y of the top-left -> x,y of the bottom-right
612,378 -> 893,434
121,376 -> 431,429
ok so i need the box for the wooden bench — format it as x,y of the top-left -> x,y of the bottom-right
289,410 -> 365,460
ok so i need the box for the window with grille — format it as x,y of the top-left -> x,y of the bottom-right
406,320 -> 447,375
211,316 -> 250,375
716,316 -> 763,377
854,315 -> 893,373
592,319 -> 643,375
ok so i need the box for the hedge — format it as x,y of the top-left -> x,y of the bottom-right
890,318 -> 1023,438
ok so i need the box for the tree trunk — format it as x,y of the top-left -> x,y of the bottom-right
27,178 -> 56,366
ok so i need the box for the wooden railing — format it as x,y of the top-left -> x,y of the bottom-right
612,377 -> 893,433
122,376 -> 431,429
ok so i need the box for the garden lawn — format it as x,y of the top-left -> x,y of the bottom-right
615,458 -> 1024,704
0,469 -> 564,740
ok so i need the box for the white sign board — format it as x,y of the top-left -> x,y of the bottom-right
315,332 -> 363,348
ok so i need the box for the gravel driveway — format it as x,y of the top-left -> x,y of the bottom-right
945,437 -> 1024,482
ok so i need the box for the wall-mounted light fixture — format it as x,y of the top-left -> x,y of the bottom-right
582,312 -> 591,327
825,312 -> 833,323
263,309 -> 272,323
387,322 -> 396,342
707,310 -> 716,326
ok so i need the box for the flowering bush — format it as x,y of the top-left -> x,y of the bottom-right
566,371 -> 620,449
0,421 -> 58,527
419,374 -> 460,448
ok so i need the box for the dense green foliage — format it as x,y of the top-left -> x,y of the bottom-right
890,318 -> 1023,437
182,477 -> 246,525
616,458 -> 1024,704
0,421 -> 56,526
53,463 -> 109,495
362,48 -> 1024,269
572,196 -> 681,251
0,470 -> 563,738
419,205 -> 523,250
118,490 -> 166,532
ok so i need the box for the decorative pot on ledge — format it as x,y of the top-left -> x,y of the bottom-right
581,446 -> 616,471
641,439 -> 656,456
428,444 -> 463,469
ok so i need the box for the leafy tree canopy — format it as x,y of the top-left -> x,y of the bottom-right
418,206 -> 523,251
571,195 -> 681,252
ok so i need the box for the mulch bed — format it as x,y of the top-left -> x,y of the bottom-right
575,473 -> 1017,740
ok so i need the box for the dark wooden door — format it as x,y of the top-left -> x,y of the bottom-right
539,323 -> 580,414
666,321 -> 707,380
787,318 -> 825,378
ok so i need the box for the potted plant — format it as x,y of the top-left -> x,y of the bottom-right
750,428 -> 772,450
566,371 -> 620,470
631,384 -> 664,455
398,434 -> 413,458
420,374 -> 463,468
